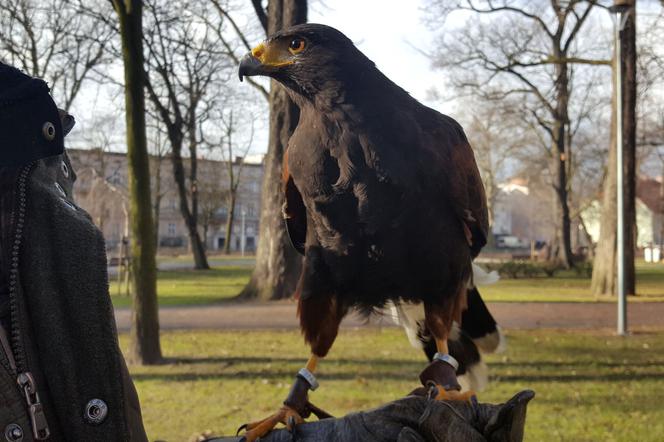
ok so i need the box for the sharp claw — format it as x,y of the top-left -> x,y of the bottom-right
236,423 -> 248,436
287,415 -> 297,432
425,381 -> 438,401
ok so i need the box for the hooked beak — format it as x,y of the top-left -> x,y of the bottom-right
238,53 -> 263,82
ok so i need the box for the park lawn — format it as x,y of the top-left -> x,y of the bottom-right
111,261 -> 664,307
155,255 -> 256,267
478,261 -> 664,302
122,328 -> 664,442
110,266 -> 252,307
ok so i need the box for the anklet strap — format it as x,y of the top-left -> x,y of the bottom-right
433,353 -> 459,371
297,367 -> 319,391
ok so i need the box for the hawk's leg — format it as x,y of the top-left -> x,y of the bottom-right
238,294 -> 342,442
420,303 -> 475,403
238,355 -> 333,442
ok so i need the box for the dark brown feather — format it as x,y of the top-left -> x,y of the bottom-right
283,149 -> 307,255
265,24 -> 489,345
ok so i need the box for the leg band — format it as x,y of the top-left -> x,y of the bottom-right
297,367 -> 319,391
433,353 -> 459,371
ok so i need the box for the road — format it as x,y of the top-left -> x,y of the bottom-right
113,301 -> 664,332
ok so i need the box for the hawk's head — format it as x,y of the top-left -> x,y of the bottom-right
238,24 -> 374,101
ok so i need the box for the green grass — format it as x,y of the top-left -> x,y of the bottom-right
110,266 -> 252,307
155,254 -> 256,266
110,261 -> 664,307
122,328 -> 664,442
481,262 -> 664,302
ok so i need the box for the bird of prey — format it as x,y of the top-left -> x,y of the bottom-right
238,23 -> 503,441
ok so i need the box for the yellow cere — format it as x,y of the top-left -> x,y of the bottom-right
251,40 -> 295,67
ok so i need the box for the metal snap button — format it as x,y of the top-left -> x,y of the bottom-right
4,423 -> 23,442
60,198 -> 77,211
42,122 -> 56,141
84,398 -> 108,425
54,182 -> 67,197
61,161 -> 69,178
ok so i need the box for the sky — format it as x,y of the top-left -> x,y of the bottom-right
238,0 -> 457,155
309,0 -> 449,112
69,0 -> 451,155
66,0 -> 662,160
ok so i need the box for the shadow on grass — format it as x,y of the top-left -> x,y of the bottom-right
130,355 -> 663,384
130,368 -> 664,384
493,372 -> 664,382
162,355 -> 425,367
494,361 -> 662,369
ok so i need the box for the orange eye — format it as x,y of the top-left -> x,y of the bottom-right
288,37 -> 306,54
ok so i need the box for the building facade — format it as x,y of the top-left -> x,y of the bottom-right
67,148 -> 263,254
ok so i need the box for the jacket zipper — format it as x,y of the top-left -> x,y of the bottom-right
6,163 -> 51,440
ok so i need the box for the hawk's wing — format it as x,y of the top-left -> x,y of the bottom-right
282,148 -> 307,255
444,139 -> 489,258
355,109 -> 489,258
420,113 -> 489,258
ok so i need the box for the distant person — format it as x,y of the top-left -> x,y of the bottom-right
0,63 -> 147,441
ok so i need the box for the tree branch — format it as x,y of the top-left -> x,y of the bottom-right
250,0 -> 268,34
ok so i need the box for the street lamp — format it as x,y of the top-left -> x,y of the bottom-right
609,0 -> 632,336
241,209 -> 247,256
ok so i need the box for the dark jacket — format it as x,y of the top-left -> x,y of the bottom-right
0,63 -> 147,441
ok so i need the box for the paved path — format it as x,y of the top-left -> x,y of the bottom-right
114,301 -> 664,332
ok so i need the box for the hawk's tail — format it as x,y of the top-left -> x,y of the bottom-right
389,264 -> 504,392
421,286 -> 505,391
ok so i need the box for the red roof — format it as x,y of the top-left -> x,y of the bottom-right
637,177 -> 664,214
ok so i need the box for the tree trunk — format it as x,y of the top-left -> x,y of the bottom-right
153,156 -> 162,249
187,118 -> 208,268
623,3 -> 637,295
551,46 -> 574,268
240,0 -> 307,301
591,2 -> 637,296
592,85 -> 618,296
170,148 -> 210,270
202,221 -> 209,251
113,0 -> 162,365
224,192 -> 237,254
578,216 -> 595,260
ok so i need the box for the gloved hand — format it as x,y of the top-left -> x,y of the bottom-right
207,390 -> 534,442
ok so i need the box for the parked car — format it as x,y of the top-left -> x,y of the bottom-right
496,235 -> 529,249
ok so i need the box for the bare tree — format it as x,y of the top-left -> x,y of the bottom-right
428,0 -> 610,267
201,0 -> 307,297
0,0 -> 112,110
236,0 -> 308,300
198,175 -> 228,251
210,110 -> 255,254
459,98 -> 527,243
142,0 -> 231,270
111,0 -> 162,365
146,118 -> 172,248
591,1 -> 639,296
206,0 -> 269,101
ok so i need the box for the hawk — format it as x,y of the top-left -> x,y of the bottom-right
238,23 -> 503,441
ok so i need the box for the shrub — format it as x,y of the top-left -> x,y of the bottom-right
496,260 -> 543,279
539,261 -> 561,277
573,260 -> 593,278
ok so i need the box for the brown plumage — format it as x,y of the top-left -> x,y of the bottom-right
237,22 -> 502,441
240,20 -> 498,384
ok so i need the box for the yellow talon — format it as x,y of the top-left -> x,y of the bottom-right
433,385 -> 476,402
239,405 -> 304,442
